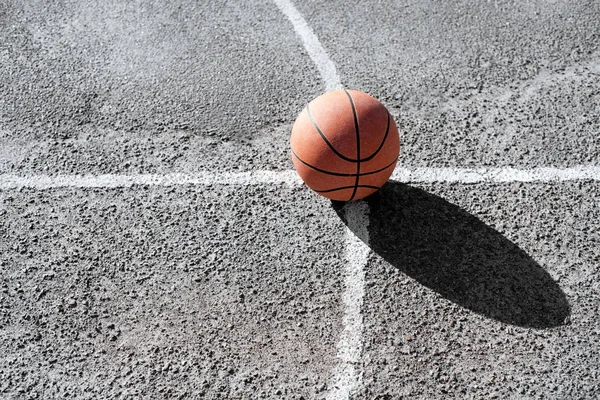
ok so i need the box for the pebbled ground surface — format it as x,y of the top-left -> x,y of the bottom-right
296,0 -> 600,168
1,184 -> 345,399
354,180 -> 600,399
1,0 -> 599,399
0,0 -> 317,176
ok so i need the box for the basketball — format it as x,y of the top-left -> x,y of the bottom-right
290,89 -> 400,201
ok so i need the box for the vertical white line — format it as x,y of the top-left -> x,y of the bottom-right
272,0 -> 343,91
327,201 -> 370,400
268,1 -> 364,390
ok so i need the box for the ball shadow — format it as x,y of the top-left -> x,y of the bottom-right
333,181 -> 570,329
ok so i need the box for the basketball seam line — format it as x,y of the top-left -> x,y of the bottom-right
313,184 -> 380,193
305,101 -> 391,163
306,104 -> 353,162
361,113 -> 390,163
291,148 -> 397,177
345,90 -> 360,201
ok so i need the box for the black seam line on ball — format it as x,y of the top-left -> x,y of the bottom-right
306,102 -> 391,163
313,185 -> 380,194
292,148 -> 397,177
361,113 -> 390,162
345,89 -> 360,201
306,104 -> 357,163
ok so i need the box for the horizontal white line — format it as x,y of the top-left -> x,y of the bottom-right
391,165 -> 600,183
0,171 -> 302,190
0,166 -> 598,190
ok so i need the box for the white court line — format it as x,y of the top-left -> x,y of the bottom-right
391,165 -> 600,183
328,201 -> 370,400
1,166 -> 599,190
0,171 -> 301,190
272,0 -> 343,91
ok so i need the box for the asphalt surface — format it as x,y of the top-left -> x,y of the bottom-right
1,0 -> 600,399
355,181 -> 599,398
1,0 -> 315,175
297,0 -> 600,168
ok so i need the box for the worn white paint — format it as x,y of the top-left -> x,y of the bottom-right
272,0 -> 342,91
391,165 -> 600,183
327,201 -> 370,400
0,171 -> 300,190
2,165 -> 599,191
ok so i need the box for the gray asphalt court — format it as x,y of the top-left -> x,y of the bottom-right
1,0 -> 599,399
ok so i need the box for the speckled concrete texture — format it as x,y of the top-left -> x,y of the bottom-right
296,0 -> 600,168
353,181 -> 599,399
1,0 -> 599,398
1,185 -> 345,398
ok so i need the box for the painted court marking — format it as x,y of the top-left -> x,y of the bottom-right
391,165 -> 600,183
272,0 -> 342,92
0,171 -> 301,190
1,166 -> 599,190
328,201 -> 370,399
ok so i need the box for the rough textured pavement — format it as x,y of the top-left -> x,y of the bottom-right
297,0 -> 600,168
354,181 -> 599,398
1,0 -> 600,399
1,185 -> 344,398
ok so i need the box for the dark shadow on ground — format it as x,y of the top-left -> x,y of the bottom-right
333,181 -> 570,329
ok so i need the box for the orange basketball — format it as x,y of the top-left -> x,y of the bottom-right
290,89 -> 400,201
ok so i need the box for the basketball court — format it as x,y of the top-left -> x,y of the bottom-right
1,0 -> 599,398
